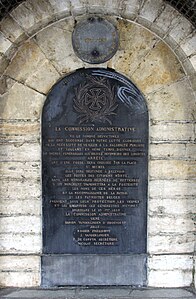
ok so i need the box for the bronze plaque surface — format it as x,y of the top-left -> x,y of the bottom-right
72,17 -> 119,63
42,68 -> 148,254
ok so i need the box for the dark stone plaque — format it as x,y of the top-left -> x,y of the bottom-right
42,68 -> 148,286
42,68 -> 148,287
72,17 -> 119,64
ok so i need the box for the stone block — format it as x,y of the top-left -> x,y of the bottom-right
5,40 -> 45,83
138,0 -> 164,23
0,199 -> 41,216
110,20 -> 158,75
153,4 -> 181,37
150,122 -> 195,142
0,161 -> 40,180
87,0 -> 122,16
186,144 -> 196,159
10,0 -> 64,36
70,0 -> 86,16
123,0 -> 141,20
149,180 -> 196,198
190,55 -> 196,70
146,78 -> 196,121
0,143 -> 40,162
148,254 -> 193,271
148,215 -> 195,234
168,15 -> 194,45
0,255 -> 40,272
0,216 -> 41,234
0,32 -> 12,55
149,197 -> 196,216
180,34 -> 196,57
149,160 -> 196,180
0,121 -> 40,144
148,269 -> 192,287
0,234 -> 41,253
132,40 -> 185,94
0,271 -> 40,287
47,0 -> 70,18
0,179 -> 41,201
0,55 -> 9,77
0,82 -> 45,120
0,15 -> 27,44
148,233 -> 195,254
25,60 -> 60,94
150,143 -> 186,160
34,19 -> 84,74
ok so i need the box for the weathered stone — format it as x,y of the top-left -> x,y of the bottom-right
34,19 -> 84,74
10,0 -> 65,36
168,15 -> 195,45
180,34 -> 196,57
0,161 -> 40,180
25,60 -> 60,94
148,255 -> 193,271
70,0 -> 86,16
149,180 -> 196,198
150,143 -> 186,159
0,143 -> 40,162
47,0 -> 70,18
0,233 -> 41,253
132,41 -> 185,94
0,272 -> 40,287
148,269 -> 192,287
110,20 -> 158,75
190,55 -> 196,70
87,0 -> 123,15
0,32 -> 12,55
0,55 -> 9,77
0,121 -> 40,144
150,160 -> 196,180
0,216 -> 41,234
0,82 -> 45,120
153,4 -> 181,37
0,199 -> 41,216
149,197 -> 196,215
138,0 -> 164,23
0,255 -> 40,272
148,233 -> 195,254
0,15 -> 27,44
148,215 -> 195,234
0,179 -> 41,201
5,40 -> 46,83
146,78 -> 196,120
150,122 -> 195,142
123,0 -> 141,19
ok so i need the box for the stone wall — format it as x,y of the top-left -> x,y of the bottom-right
0,0 -> 195,288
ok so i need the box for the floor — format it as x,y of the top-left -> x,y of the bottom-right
0,287 -> 195,299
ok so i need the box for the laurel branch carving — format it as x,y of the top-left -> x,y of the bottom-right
73,75 -> 118,125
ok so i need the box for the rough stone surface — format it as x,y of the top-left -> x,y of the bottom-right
131,41 -> 185,94
138,0 -> 164,24
146,78 -> 196,121
0,82 -> 45,120
0,15 -> 27,44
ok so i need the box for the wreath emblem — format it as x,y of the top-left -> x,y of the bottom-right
73,75 -> 118,125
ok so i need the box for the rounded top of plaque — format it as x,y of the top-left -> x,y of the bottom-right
72,17 -> 119,64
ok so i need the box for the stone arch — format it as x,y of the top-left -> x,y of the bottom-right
0,0 -> 195,288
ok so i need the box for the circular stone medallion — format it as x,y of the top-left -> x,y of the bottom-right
72,17 -> 119,64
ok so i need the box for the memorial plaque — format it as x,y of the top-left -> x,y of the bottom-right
42,68 -> 148,256
72,17 -> 119,64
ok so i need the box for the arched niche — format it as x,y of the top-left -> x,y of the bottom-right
42,68 -> 148,286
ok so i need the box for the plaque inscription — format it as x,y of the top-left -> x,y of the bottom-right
42,68 -> 148,254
